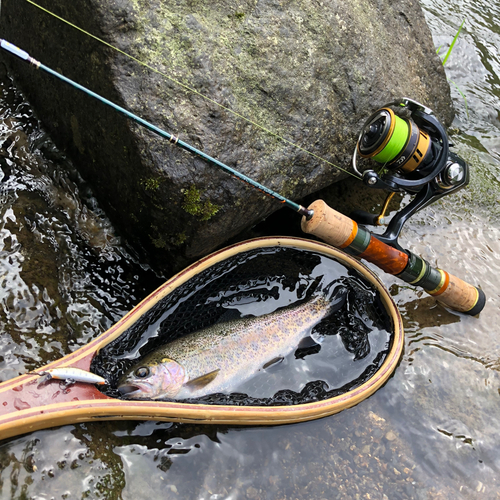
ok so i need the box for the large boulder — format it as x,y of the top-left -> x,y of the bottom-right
1,0 -> 454,274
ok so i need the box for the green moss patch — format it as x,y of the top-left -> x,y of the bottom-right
182,185 -> 220,221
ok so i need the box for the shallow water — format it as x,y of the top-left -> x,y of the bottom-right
1,0 -> 500,498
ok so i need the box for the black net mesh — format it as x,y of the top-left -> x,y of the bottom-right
92,246 -> 395,406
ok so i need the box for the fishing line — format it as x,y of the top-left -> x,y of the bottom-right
23,0 -> 360,180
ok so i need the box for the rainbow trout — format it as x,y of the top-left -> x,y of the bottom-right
117,285 -> 347,400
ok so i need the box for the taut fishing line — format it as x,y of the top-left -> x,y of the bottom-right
22,0 -> 359,180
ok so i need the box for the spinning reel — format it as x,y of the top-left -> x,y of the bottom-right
351,98 -> 468,250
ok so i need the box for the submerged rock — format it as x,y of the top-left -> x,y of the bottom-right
1,0 -> 453,274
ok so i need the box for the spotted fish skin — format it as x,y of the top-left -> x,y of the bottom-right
117,286 -> 347,400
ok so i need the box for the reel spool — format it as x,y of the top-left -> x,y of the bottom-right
351,98 -> 469,249
357,107 -> 432,175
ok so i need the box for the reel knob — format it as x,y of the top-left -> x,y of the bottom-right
436,158 -> 467,189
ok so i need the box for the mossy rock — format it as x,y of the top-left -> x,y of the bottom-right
1,0 -> 454,274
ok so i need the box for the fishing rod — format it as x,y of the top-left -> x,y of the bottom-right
0,40 -> 313,219
0,39 -> 486,315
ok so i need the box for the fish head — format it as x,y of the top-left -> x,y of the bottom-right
117,358 -> 186,400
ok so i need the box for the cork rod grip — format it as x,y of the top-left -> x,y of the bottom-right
300,199 -> 356,248
301,200 -> 485,315
426,271 -> 486,315
301,200 -> 409,274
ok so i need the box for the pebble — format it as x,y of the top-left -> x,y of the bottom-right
385,431 -> 397,441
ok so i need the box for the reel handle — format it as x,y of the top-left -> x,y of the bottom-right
302,200 -> 485,315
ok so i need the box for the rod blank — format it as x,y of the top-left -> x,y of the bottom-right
0,38 -> 312,218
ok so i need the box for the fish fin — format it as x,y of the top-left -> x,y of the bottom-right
295,336 -> 322,359
263,357 -> 284,370
297,336 -> 321,350
184,369 -> 220,391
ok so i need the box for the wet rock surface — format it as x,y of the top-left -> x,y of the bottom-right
1,0 -> 453,274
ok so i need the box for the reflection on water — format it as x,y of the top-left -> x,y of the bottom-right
1,0 -> 500,498
0,70 -> 163,384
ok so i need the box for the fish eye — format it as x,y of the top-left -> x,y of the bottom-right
134,367 -> 150,378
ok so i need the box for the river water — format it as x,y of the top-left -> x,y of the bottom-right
1,0 -> 500,498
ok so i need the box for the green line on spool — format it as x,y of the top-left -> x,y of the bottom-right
373,115 -> 409,163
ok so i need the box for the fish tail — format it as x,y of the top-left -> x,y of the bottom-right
314,278 -> 349,316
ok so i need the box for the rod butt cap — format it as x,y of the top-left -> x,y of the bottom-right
465,287 -> 486,316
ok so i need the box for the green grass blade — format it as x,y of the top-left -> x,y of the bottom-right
448,78 -> 469,119
442,19 -> 465,66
